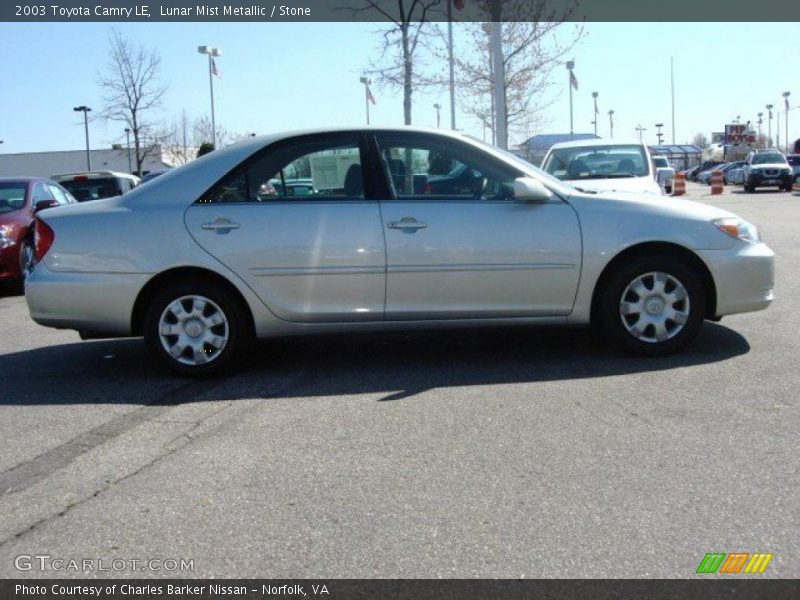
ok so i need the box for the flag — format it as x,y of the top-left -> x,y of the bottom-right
570,70 -> 579,91
211,58 -> 219,77
366,83 -> 376,105
453,0 -> 465,9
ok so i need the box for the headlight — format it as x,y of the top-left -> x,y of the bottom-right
0,225 -> 16,249
712,217 -> 760,244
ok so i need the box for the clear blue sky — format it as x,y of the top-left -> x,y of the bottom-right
1,21 -> 798,154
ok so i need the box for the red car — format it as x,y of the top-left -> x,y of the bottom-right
0,177 -> 75,286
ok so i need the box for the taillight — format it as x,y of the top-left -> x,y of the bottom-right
34,218 -> 55,262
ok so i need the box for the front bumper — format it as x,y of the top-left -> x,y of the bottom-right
746,172 -> 793,187
697,242 -> 775,317
25,266 -> 149,335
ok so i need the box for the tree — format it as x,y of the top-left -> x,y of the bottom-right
346,0 -> 443,125
98,30 -> 167,176
431,1 -> 583,144
691,132 -> 709,149
196,142 -> 215,158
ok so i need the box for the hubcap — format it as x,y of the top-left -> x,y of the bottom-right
619,272 -> 690,343
158,295 -> 229,366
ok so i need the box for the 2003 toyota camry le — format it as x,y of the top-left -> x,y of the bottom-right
25,127 -> 774,376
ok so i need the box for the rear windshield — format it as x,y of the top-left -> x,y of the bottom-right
60,177 -> 122,202
543,144 -> 650,180
0,183 -> 27,213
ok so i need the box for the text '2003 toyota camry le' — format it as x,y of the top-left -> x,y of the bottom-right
25,127 -> 774,376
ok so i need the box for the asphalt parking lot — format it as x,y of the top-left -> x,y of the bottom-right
0,181 -> 797,578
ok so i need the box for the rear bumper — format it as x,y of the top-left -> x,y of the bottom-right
25,266 -> 148,335
697,242 -> 775,317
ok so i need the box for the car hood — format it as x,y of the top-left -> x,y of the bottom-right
564,176 -> 662,195
570,188 -> 739,220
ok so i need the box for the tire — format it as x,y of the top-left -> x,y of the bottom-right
18,238 -> 34,283
598,256 -> 706,356
144,280 -> 253,377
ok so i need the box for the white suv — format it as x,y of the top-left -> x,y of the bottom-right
541,140 -> 663,196
742,151 -> 794,192
51,171 -> 140,202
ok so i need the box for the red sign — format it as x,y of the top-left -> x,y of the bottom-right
725,124 -> 755,145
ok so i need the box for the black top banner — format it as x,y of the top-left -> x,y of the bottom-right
3,579 -> 800,600
3,0 -> 800,22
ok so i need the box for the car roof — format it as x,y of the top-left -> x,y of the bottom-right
546,138 -> 645,150
51,171 -> 140,181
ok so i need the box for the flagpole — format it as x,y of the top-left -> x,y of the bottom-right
208,54 -> 216,148
359,77 -> 371,125
567,61 -> 575,136
592,91 -> 598,136
670,57 -> 675,145
447,1 -> 456,130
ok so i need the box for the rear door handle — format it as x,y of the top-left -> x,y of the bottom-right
201,218 -> 240,233
388,218 -> 427,231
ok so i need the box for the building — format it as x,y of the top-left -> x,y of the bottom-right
515,133 -> 601,166
0,146 -> 172,178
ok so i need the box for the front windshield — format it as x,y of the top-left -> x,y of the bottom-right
543,144 -> 650,180
752,153 -> 786,165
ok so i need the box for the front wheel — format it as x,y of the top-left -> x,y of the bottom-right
144,281 -> 252,377
18,239 -> 34,282
598,256 -> 706,356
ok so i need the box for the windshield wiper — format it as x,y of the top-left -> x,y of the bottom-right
605,174 -> 636,178
572,186 -> 597,194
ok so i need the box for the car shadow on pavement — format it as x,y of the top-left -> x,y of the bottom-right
0,322 -> 750,406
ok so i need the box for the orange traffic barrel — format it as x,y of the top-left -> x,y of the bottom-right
673,171 -> 686,196
710,170 -> 724,195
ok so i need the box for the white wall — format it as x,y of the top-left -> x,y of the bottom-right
0,148 -> 169,178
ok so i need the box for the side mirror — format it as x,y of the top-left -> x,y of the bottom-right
513,177 -> 552,202
34,199 -> 58,212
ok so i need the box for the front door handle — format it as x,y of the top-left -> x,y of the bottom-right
388,218 -> 427,231
201,218 -> 240,233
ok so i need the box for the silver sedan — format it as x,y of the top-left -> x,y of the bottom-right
25,127 -> 775,376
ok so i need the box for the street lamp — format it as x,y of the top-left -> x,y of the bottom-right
635,124 -> 647,142
566,60 -> 575,135
73,106 -> 92,171
766,104 -> 773,147
757,112 -> 763,139
359,77 -> 372,125
655,123 -> 664,146
783,91 -> 791,154
197,45 -> 221,148
433,103 -> 442,128
608,109 -> 614,139
591,92 -> 598,136
124,127 -> 132,174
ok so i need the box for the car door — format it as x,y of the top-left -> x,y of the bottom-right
372,131 -> 582,320
184,132 -> 386,323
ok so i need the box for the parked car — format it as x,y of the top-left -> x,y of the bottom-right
686,161 -> 723,182
26,127 -> 774,376
0,177 -> 75,285
742,151 -> 794,192
140,170 -> 170,185
268,178 -> 317,197
51,171 -> 140,202
726,165 -> 746,186
541,140 -> 663,195
786,154 -> 800,183
721,161 -> 748,184
697,161 -> 745,184
652,155 -> 675,194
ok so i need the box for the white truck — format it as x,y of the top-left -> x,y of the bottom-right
652,155 -> 675,194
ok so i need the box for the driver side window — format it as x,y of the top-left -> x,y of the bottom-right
375,133 -> 519,201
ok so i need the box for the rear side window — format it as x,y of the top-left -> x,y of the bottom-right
47,184 -> 72,205
32,183 -> 53,202
198,134 -> 365,204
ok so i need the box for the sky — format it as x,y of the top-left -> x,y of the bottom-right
1,21 -> 798,155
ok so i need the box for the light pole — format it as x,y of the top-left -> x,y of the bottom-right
592,91 -> 598,136
73,106 -> 91,171
566,60 -> 575,135
655,123 -> 664,146
783,91 -> 791,154
757,112 -> 763,139
197,45 -> 221,148
608,109 -> 614,139
433,103 -> 442,128
636,124 -> 647,142
124,127 -> 132,174
766,104 -> 773,147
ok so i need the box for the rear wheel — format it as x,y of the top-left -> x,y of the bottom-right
144,281 -> 252,377
598,256 -> 706,356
